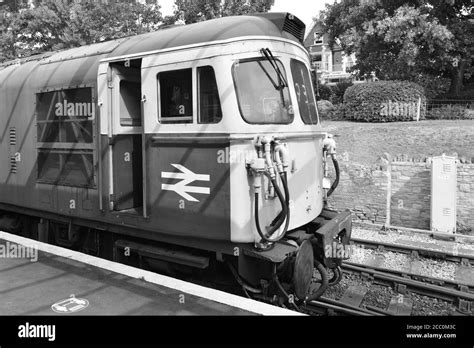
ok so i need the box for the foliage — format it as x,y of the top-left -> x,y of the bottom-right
343,81 -> 426,122
316,0 -> 473,97
172,0 -> 274,24
315,81 -> 332,101
329,80 -> 353,104
317,100 -> 335,119
413,74 -> 451,100
329,104 -> 346,120
0,0 -> 162,62
314,80 -> 353,105
426,105 -> 474,120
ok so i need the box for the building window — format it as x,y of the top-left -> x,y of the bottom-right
198,66 -> 222,124
313,32 -> 323,45
158,68 -> 193,123
36,87 -> 95,188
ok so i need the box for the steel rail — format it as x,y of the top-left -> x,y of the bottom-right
350,237 -> 474,264
341,263 -> 474,302
305,300 -> 375,316
315,297 -> 386,316
344,261 -> 473,291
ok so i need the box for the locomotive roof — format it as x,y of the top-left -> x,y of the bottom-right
0,13 -> 305,68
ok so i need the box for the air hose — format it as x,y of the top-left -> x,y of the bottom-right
272,264 -> 300,311
326,155 -> 340,198
305,260 -> 329,302
226,261 -> 262,295
255,172 -> 290,243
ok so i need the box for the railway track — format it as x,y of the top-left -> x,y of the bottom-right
300,262 -> 473,316
350,236 -> 474,266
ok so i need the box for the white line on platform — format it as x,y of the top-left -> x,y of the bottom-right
0,231 -> 304,316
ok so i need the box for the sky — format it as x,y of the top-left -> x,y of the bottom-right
158,0 -> 336,36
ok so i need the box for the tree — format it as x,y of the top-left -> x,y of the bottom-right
0,0 -> 162,62
0,12 -> 19,61
316,0 -> 473,97
171,0 -> 274,25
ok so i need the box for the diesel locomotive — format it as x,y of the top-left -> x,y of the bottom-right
0,13 -> 351,307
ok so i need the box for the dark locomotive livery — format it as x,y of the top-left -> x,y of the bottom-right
0,13 -> 351,306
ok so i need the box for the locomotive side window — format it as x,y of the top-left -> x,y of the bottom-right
37,88 -> 94,143
198,66 -> 222,124
233,58 -> 293,124
290,59 -> 318,124
37,150 -> 94,188
36,87 -> 95,188
158,69 -> 193,123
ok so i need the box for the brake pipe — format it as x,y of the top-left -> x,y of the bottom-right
274,142 -> 290,174
327,155 -> 339,198
255,175 -> 287,242
252,137 -> 290,243
259,136 -> 276,178
304,260 -> 329,302
323,135 -> 339,198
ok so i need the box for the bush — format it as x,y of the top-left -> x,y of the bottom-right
317,101 -> 346,120
329,104 -> 346,120
317,100 -> 335,119
343,81 -> 426,122
426,105 -> 474,120
315,82 -> 332,101
329,80 -> 353,105
314,80 -> 353,105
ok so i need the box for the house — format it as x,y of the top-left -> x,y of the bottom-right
304,22 -> 356,85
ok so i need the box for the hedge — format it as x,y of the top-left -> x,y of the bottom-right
343,81 -> 426,122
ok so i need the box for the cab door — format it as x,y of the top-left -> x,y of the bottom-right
108,60 -> 144,213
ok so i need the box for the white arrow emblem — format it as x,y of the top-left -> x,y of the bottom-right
161,164 -> 210,202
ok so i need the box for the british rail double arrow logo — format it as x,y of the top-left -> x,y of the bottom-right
161,164 -> 210,202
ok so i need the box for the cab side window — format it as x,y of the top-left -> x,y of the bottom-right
158,69 -> 192,123
198,66 -> 222,124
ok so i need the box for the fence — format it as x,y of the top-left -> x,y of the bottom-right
425,100 -> 474,120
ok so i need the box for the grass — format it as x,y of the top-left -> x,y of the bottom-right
321,120 -> 474,165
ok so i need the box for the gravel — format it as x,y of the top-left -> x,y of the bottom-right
321,272 -> 460,315
360,283 -> 393,310
352,224 -> 474,253
348,245 -> 458,282
410,293 -> 454,316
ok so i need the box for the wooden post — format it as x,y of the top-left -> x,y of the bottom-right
416,97 -> 421,121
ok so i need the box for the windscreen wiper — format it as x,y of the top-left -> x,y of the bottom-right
260,48 -> 288,90
257,61 -> 280,91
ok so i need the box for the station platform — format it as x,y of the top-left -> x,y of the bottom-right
0,232 -> 300,316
